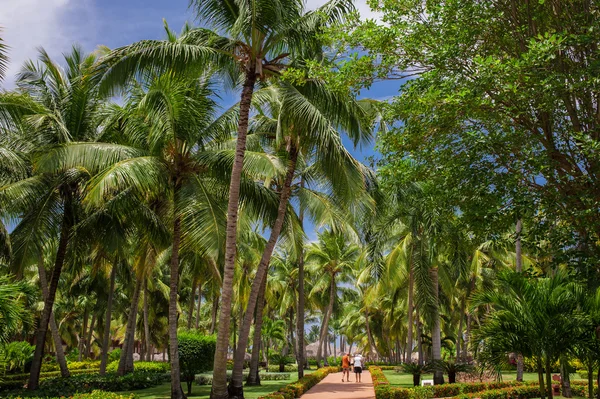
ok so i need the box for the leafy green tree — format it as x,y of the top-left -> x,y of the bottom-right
178,332 -> 217,395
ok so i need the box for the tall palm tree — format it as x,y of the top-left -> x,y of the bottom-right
0,47 -> 103,389
230,77 -> 372,391
94,7 -> 354,396
306,230 -> 359,367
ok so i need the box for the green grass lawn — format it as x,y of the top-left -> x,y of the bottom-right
381,370 -> 586,388
120,371 -> 313,399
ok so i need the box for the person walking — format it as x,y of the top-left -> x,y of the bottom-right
341,352 -> 352,382
353,353 -> 363,383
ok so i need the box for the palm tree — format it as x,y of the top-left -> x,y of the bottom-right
0,47 -> 104,389
0,275 -> 34,344
94,6 -> 354,396
472,271 -> 587,399
0,27 -> 8,83
307,230 -> 359,367
230,77 -> 373,391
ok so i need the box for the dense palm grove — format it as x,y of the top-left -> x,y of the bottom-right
1,1 -> 600,399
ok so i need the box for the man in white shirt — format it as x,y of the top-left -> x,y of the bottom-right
353,353 -> 363,382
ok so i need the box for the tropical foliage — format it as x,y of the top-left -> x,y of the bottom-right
1,1 -> 600,399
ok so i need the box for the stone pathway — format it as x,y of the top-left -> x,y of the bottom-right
301,371 -> 376,399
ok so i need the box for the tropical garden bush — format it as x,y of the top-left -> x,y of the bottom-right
178,332 -> 216,394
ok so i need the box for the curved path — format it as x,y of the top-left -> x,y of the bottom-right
301,371 -> 376,399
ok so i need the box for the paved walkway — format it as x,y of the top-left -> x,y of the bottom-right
301,371 -> 376,399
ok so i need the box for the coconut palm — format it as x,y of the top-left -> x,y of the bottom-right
306,230 -> 360,367
0,275 -> 34,344
0,47 -> 105,388
230,76 -> 373,391
472,271 -> 587,399
94,6 -> 355,395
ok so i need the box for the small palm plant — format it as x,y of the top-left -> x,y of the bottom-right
401,362 -> 432,387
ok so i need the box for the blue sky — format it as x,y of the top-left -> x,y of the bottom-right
1,0 -> 402,239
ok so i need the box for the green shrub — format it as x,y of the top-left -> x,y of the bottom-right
267,364 -> 298,372
108,348 -> 121,363
1,371 -> 168,397
2,341 -> 35,374
578,369 -> 599,380
412,386 -> 434,399
195,371 -> 290,385
67,361 -> 101,370
4,390 -> 136,399
178,331 -> 216,395
258,366 -> 340,399
106,360 -> 168,374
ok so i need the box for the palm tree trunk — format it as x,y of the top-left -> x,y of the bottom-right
317,276 -> 336,368
168,216 -> 185,399
144,279 -> 151,361
538,357 -> 546,399
229,146 -> 298,398
36,255 -> 70,378
85,313 -> 96,358
212,69 -> 257,399
463,313 -> 471,361
296,179 -> 306,378
210,295 -> 219,334
365,309 -> 379,360
118,273 -> 142,376
545,356 -> 553,399
406,251 -> 414,362
431,267 -> 444,385
100,264 -> 117,375
79,308 -> 89,361
195,282 -> 202,330
246,274 -> 267,386
188,278 -> 197,329
560,355 -> 571,398
515,218 -> 524,382
29,211 -> 71,390
416,306 -> 423,366
457,298 -> 465,362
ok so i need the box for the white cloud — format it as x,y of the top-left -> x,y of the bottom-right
304,0 -> 381,20
0,0 -> 96,88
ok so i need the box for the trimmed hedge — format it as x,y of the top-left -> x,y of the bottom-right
106,360 -> 169,373
196,372 -> 291,385
1,368 -> 100,383
5,391 -> 135,399
570,381 -> 599,398
268,364 -> 298,372
1,371 -> 168,397
370,366 -> 537,399
258,366 -> 340,399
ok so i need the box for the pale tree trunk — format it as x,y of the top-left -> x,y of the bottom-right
195,282 -> 202,330
37,255 -> 70,378
365,309 -> 379,360
168,216 -> 185,399
406,251 -> 414,363
211,69 -> 256,399
29,210 -> 72,390
416,306 -> 423,366
85,314 -> 96,358
317,276 -> 335,367
210,295 -> 219,334
229,146 -> 298,398
144,279 -> 152,361
515,218 -> 524,381
431,267 -> 444,384
457,299 -> 464,362
296,179 -> 306,378
100,264 -> 117,374
247,274 -> 267,386
560,355 -> 572,397
188,278 -> 197,329
78,308 -> 89,361
118,274 -> 142,376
